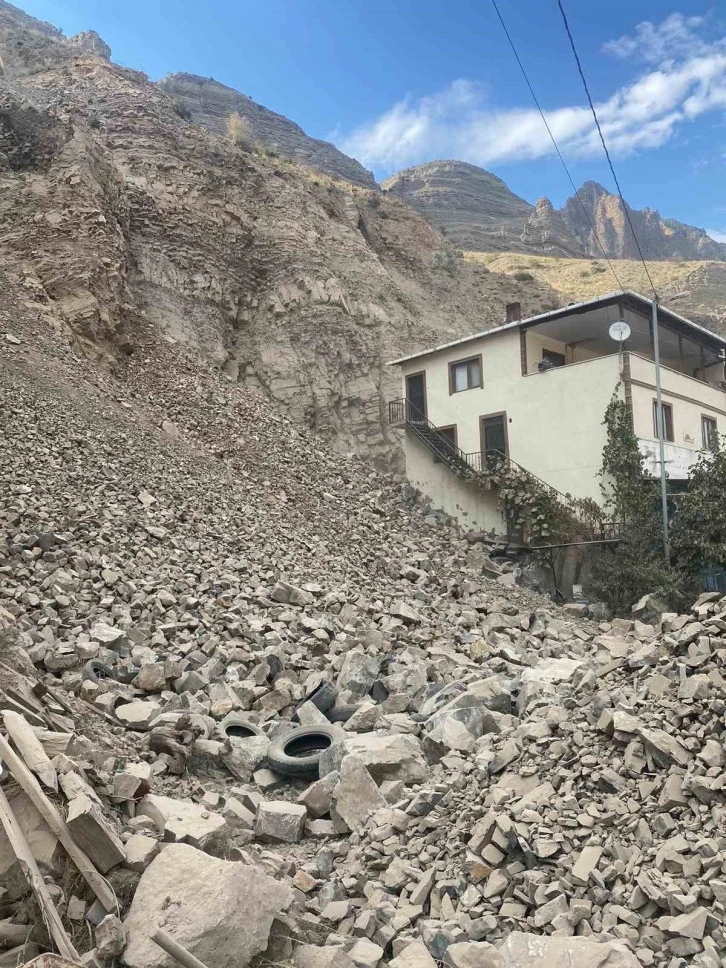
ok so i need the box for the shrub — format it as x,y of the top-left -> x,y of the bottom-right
171,98 -> 192,121
513,271 -> 534,282
226,112 -> 253,149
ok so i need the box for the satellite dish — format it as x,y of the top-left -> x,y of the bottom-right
609,321 -> 631,343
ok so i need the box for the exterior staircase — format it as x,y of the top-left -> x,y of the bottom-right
388,397 -> 614,544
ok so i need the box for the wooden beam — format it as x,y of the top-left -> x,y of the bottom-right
3,712 -> 58,792
0,733 -> 117,913
0,784 -> 80,963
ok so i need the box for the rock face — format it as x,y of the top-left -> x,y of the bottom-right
383,161 -> 534,252
385,162 -> 726,263
561,181 -> 726,262
157,72 -> 376,188
0,6 -> 554,467
68,30 -> 111,59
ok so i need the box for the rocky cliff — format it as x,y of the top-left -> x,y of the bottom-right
561,181 -> 726,263
384,160 -> 726,263
157,72 -> 376,189
0,1 -> 554,467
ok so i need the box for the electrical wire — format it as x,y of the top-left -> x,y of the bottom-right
556,0 -> 659,300
489,0 -> 625,294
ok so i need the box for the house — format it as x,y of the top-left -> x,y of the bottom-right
388,291 -> 726,539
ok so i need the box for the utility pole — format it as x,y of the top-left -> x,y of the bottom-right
652,298 -> 670,564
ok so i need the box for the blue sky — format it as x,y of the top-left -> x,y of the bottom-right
19,0 -> 726,242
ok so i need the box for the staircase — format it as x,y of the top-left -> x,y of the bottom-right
388,397 -> 614,544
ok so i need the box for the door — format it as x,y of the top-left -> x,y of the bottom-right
481,413 -> 508,461
406,372 -> 426,420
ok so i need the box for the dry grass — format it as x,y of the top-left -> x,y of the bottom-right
463,250 -> 710,303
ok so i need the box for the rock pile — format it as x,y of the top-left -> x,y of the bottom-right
3,299 -> 726,968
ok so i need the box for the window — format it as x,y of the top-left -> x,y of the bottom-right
542,348 -> 566,367
449,355 -> 482,394
652,400 -> 674,442
434,426 -> 458,463
702,415 -> 718,451
481,413 -> 508,458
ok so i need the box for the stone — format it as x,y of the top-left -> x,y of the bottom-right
444,943 -> 502,968
347,939 -> 384,968
294,946 -> 355,968
221,735 -> 270,781
66,794 -> 125,873
497,932 -> 642,967
333,755 -> 386,833
95,915 -> 127,958
123,843 -> 291,968
343,733 -> 428,783
137,794 -> 230,855
668,907 -> 708,939
390,941 -> 438,968
255,801 -> 307,843
571,845 -> 602,885
298,771 -> 339,818
116,701 -> 162,731
123,834 -> 159,872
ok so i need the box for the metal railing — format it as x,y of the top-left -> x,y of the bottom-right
389,397 -> 618,542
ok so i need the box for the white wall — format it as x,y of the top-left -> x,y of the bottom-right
405,434 -> 505,534
400,330 -> 623,503
629,352 -> 726,471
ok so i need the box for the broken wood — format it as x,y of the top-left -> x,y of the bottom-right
0,784 -> 80,963
0,733 -> 117,912
3,712 -> 58,792
150,929 -> 211,968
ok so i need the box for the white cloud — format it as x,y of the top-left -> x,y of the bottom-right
337,13 -> 726,176
706,228 -> 726,243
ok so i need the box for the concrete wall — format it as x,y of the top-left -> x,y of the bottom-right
405,434 -> 505,533
629,352 -> 726,477
400,330 -> 623,504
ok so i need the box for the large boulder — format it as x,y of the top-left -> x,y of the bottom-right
497,933 -> 641,968
343,733 -> 428,783
123,843 -> 291,968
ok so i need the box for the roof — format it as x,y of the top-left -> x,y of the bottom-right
387,291 -> 726,366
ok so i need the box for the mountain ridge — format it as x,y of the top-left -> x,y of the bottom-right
383,160 -> 726,263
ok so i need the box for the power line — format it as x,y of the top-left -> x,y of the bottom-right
556,0 -> 659,300
489,0 -> 625,294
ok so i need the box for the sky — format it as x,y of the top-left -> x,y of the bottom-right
17,0 -> 726,242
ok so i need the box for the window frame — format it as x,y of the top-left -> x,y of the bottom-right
541,348 -> 566,367
448,354 -> 483,395
480,411 -> 509,459
405,370 -> 428,419
652,399 -> 674,443
702,414 -> 718,452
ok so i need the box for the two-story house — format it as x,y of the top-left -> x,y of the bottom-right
388,291 -> 726,538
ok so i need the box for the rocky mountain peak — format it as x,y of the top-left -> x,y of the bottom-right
157,72 -> 376,188
68,30 -> 111,60
521,197 -> 586,258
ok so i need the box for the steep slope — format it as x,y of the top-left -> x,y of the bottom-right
0,2 -> 555,468
561,181 -> 726,263
157,72 -> 376,188
382,160 -> 541,252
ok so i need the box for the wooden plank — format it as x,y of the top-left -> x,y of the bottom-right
0,784 -> 79,963
3,713 -> 57,792
150,929 -> 211,968
0,734 -> 117,913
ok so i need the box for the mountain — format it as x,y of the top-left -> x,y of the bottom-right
157,73 -> 376,189
384,161 -> 726,262
382,160 -> 536,252
0,0 -> 554,468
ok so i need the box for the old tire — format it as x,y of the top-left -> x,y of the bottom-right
266,725 -> 341,777
306,681 -> 338,713
220,716 -> 265,741
328,704 -> 360,723
83,660 -> 113,683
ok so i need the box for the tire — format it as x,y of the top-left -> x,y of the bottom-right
83,660 -> 113,683
306,681 -> 338,714
220,716 -> 265,740
266,725 -> 341,777
328,704 -> 360,724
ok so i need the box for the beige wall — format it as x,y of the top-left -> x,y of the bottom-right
629,352 -> 726,475
405,434 -> 505,534
400,330 -> 623,504
524,331 -> 599,373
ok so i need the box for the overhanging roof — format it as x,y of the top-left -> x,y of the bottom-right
387,291 -> 726,366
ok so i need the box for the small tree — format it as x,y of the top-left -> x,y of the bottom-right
671,441 -> 726,578
590,395 -> 689,613
226,112 -> 253,149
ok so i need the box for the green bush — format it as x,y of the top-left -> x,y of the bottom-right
513,271 -> 534,282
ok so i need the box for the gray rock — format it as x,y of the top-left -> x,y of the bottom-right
333,755 -> 386,833
255,801 -> 307,843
